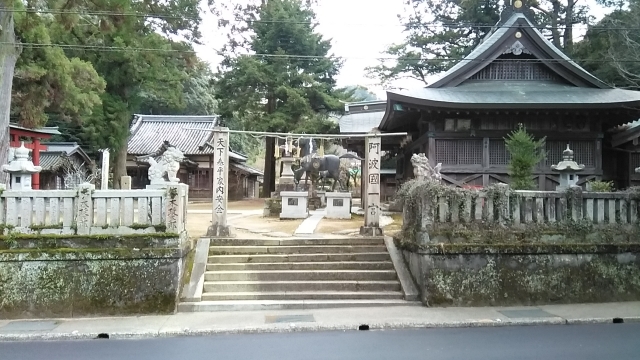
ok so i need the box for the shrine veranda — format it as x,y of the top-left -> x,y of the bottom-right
190,127 -> 409,237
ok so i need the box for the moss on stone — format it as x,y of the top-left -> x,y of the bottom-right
0,253 -> 181,318
421,253 -> 640,306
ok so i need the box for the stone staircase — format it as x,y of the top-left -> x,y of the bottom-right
179,237 -> 419,311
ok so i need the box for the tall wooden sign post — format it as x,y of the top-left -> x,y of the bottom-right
207,127 -> 231,237
360,129 -> 383,236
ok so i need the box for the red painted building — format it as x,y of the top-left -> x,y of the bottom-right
8,124 -> 61,190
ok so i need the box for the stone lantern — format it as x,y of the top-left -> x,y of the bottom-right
2,142 -> 42,190
551,144 -> 584,191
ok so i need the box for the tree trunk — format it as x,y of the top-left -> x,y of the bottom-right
112,115 -> 130,189
0,7 -> 19,186
262,136 -> 276,197
563,0 -> 574,52
551,0 -> 562,48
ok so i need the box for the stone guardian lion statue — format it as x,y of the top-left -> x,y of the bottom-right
147,145 -> 185,184
411,153 -> 442,182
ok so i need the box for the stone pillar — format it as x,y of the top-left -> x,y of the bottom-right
101,149 -> 110,190
120,176 -> 131,190
207,127 -> 231,237
165,184 -> 186,234
360,130 -> 383,236
75,183 -> 95,235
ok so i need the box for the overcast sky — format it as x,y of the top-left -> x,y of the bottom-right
194,0 -> 610,100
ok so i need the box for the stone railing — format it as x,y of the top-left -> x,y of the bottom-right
423,188 -> 640,225
401,182 -> 640,244
0,183 -> 188,235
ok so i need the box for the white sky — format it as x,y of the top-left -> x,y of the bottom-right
194,0 -> 611,101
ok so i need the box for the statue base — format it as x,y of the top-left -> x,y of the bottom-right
206,224 -> 232,237
359,226 -> 383,236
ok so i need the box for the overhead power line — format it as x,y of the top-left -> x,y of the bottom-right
3,7 -> 640,31
2,41 -> 640,64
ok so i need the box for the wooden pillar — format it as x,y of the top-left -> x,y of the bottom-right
427,121 -> 436,168
360,130 -> 382,236
31,138 -> 42,190
482,137 -> 490,187
207,127 -> 230,237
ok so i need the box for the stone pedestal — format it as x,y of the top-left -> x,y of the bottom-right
360,226 -> 383,236
280,191 -> 309,219
325,192 -> 352,219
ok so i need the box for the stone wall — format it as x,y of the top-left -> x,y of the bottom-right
0,233 -> 189,319
396,180 -> 640,306
401,244 -> 640,306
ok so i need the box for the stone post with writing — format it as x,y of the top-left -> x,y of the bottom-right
207,127 -> 231,237
360,129 -> 383,236
101,149 -> 109,190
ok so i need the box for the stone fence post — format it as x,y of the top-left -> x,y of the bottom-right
75,183 -> 95,235
165,184 -> 186,234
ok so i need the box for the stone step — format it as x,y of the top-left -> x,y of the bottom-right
200,291 -> 405,301
178,299 -> 421,312
208,253 -> 392,264
209,245 -> 388,255
203,280 -> 401,293
209,238 -> 385,246
204,270 -> 398,282
207,261 -> 395,271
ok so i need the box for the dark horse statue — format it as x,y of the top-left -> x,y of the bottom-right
293,138 -> 362,191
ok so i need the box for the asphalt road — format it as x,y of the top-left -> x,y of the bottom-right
3,323 -> 639,360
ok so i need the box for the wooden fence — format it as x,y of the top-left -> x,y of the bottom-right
423,188 -> 640,226
0,183 -> 188,235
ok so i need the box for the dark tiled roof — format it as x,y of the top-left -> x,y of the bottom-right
39,153 -> 70,171
429,12 -> 605,88
127,115 -> 219,156
230,162 -> 263,176
388,81 -> 640,109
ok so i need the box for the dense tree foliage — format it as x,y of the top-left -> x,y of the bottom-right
214,0 -> 349,195
573,0 -> 640,90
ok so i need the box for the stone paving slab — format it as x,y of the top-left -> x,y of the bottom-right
294,210 -> 326,235
1,302 -> 639,341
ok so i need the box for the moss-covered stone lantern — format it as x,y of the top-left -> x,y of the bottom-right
551,144 -> 584,191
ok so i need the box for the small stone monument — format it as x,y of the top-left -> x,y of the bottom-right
2,142 -> 42,190
551,144 -> 584,191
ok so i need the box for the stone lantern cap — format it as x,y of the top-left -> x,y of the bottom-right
551,144 -> 585,172
2,141 -> 42,174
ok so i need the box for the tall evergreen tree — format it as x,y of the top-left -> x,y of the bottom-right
214,0 -> 346,196
48,0 -> 202,188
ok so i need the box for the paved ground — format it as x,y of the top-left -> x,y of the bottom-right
1,302 -> 639,341
3,323 -> 639,359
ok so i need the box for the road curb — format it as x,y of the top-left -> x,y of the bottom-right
6,316 -> 635,342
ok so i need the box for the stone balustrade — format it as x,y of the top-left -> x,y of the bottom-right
0,183 -> 188,235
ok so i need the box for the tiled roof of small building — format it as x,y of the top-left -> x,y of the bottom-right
127,115 -> 220,156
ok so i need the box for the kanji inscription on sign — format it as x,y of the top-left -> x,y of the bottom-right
364,132 -> 381,228
212,127 -> 229,226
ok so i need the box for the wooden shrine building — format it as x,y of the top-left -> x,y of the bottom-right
126,115 -> 263,199
370,4 -> 640,190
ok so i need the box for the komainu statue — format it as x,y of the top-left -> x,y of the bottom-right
411,153 -> 442,182
147,144 -> 185,184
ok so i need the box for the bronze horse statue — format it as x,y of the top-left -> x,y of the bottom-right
293,138 -> 362,191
